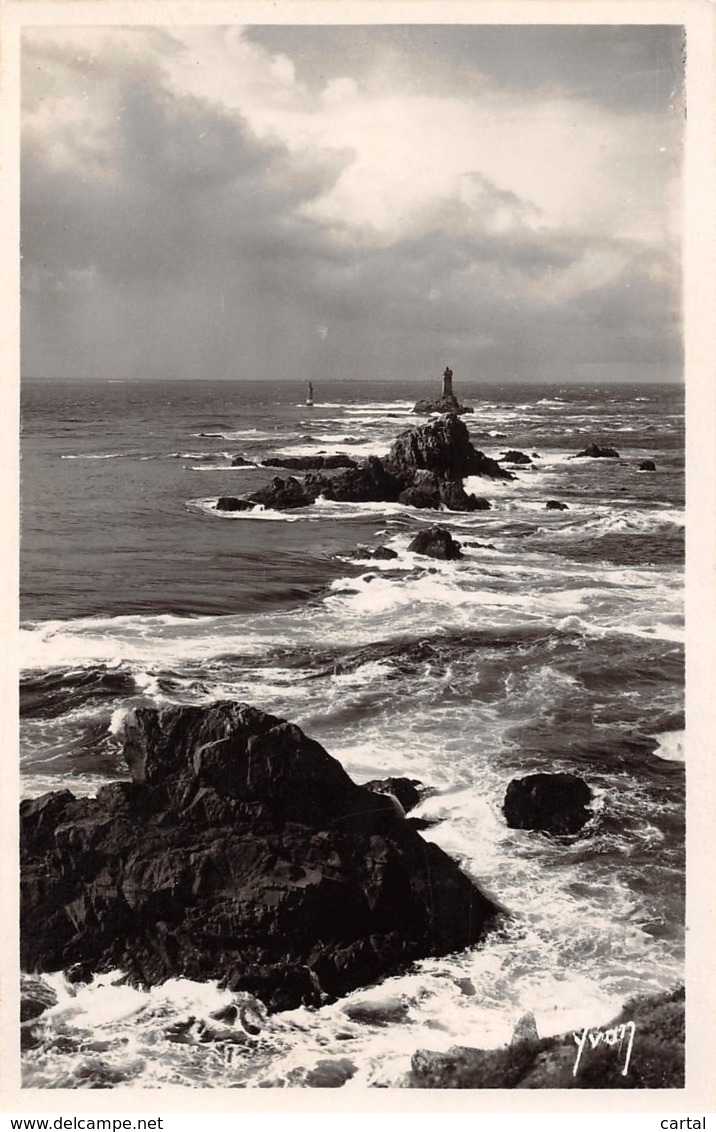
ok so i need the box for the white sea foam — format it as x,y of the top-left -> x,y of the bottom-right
652,730 -> 685,762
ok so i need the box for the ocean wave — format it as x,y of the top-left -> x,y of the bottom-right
651,730 -> 685,762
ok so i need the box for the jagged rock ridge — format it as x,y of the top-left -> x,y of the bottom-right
21,702 -> 500,1012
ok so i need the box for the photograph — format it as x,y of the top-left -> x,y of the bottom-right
7,8 -> 709,1100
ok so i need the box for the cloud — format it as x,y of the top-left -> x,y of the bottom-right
20,25 -> 683,383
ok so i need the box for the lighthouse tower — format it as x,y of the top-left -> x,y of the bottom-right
441,366 -> 454,401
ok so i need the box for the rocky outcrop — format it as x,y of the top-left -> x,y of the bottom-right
413,396 -> 473,416
262,455 -> 357,471
408,986 -> 684,1088
503,773 -> 593,836
230,456 -> 255,467
413,367 -> 473,415
500,451 -> 532,465
246,476 -> 312,510
639,459 -> 656,471
575,444 -> 620,458
221,416 -> 511,514
384,415 -> 512,484
407,526 -> 463,561
545,500 -> 569,511
216,496 -> 254,512
304,457 -> 402,505
21,702 -> 499,1013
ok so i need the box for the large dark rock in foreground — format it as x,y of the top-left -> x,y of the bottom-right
21,703 -> 499,1012
503,772 -> 593,835
409,986 -> 684,1088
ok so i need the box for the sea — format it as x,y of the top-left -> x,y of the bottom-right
19,378 -> 685,1089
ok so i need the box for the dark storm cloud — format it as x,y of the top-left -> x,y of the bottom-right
20,25 -> 683,383
247,25 -> 685,115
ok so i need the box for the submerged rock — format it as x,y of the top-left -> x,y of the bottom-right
503,772 -> 593,835
575,444 -> 620,459
407,526 -> 463,561
359,545 -> 399,560
21,702 -> 499,1013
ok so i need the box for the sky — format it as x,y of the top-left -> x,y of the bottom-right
21,24 -> 685,384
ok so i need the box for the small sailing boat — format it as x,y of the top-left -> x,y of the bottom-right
306,381 -> 314,407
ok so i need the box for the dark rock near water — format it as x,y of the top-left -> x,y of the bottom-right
397,471 -> 488,513
305,456 -> 401,505
362,777 -> 424,814
439,479 -> 491,512
385,415 -> 512,484
222,416 -> 511,513
21,702 -> 499,1013
247,476 -> 312,510
500,450 -> 532,465
545,500 -> 569,510
412,367 -> 473,415
407,526 -> 463,561
503,772 -> 593,835
230,456 -> 254,467
575,444 -> 620,459
216,496 -> 254,512
263,455 -> 357,471
413,397 -> 474,415
639,459 -> 657,471
359,545 -> 399,560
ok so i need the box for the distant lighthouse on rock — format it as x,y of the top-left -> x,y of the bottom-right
412,364 -> 473,415
441,366 -> 454,400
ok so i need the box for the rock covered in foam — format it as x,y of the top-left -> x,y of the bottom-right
503,772 -> 593,835
407,525 -> 463,561
223,416 -> 511,513
21,702 -> 499,1012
